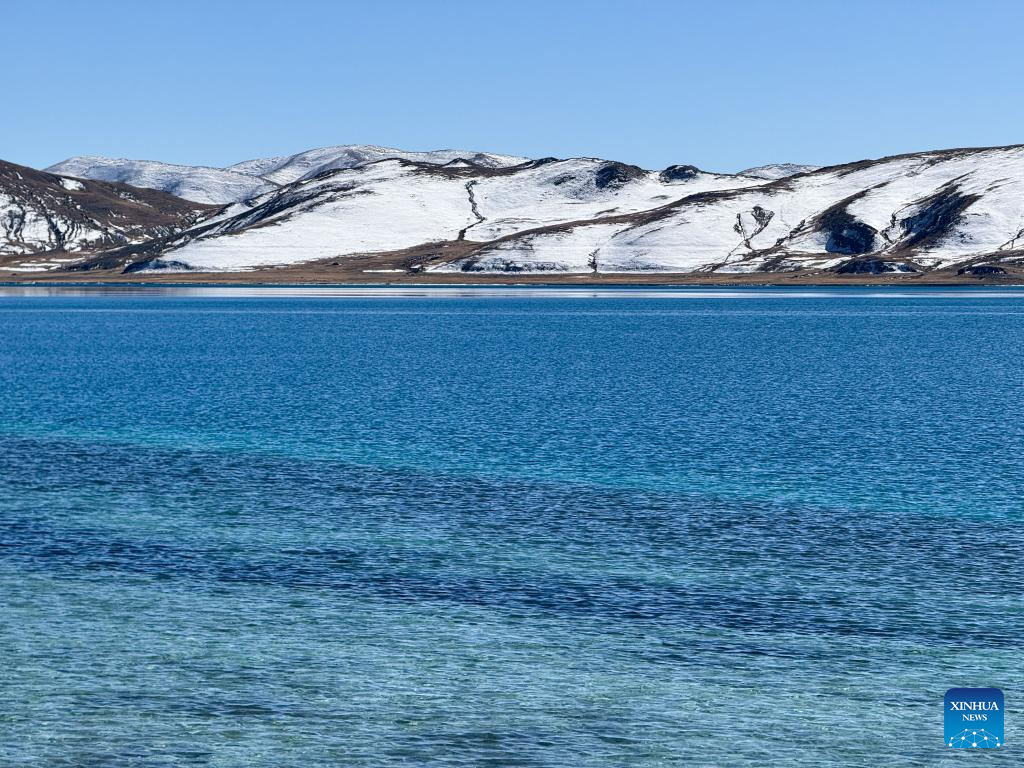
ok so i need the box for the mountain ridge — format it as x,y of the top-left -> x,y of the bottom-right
45,145 -> 532,204
10,143 -> 1024,280
45,155 -> 277,205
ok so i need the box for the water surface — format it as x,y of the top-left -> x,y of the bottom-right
1,286 -> 1021,766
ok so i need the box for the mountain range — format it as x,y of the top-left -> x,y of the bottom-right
3,143 -> 1022,280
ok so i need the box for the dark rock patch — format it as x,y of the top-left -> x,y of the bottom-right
441,158 -> 477,168
750,205 -> 773,230
460,260 -> 567,273
819,208 -> 877,254
957,264 -> 1007,276
900,187 -> 979,249
594,162 -> 646,190
834,259 -> 917,275
659,165 -> 701,183
123,258 -> 193,273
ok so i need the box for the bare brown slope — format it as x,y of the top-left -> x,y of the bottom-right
0,159 -> 215,259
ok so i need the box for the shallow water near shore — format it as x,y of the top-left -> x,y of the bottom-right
1,286 -> 1021,766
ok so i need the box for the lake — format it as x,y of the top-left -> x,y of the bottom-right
1,286 -> 1021,766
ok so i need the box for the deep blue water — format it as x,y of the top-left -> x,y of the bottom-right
1,286 -> 1021,766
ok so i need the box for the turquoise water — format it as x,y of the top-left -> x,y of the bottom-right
1,286 -> 1021,766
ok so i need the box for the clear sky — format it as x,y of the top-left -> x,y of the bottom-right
7,0 -> 1024,173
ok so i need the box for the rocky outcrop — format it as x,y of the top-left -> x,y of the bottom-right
594,162 -> 646,190
659,164 -> 701,183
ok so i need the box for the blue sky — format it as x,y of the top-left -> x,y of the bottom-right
7,0 -> 1024,172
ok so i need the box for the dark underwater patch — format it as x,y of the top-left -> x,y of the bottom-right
3,437 -> 1022,649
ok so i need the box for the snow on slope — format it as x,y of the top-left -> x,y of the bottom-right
160,161 -> 479,270
462,159 -> 763,242
146,158 -> 764,271
227,144 -> 529,185
45,156 -> 277,205
438,146 -> 1024,273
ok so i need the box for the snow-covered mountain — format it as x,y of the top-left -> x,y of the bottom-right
0,160 -> 210,271
14,144 -> 1024,279
100,157 -> 763,272
428,145 -> 1024,275
739,163 -> 819,180
227,144 -> 529,185
44,156 -> 277,205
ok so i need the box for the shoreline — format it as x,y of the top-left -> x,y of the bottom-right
1,268 -> 1021,288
